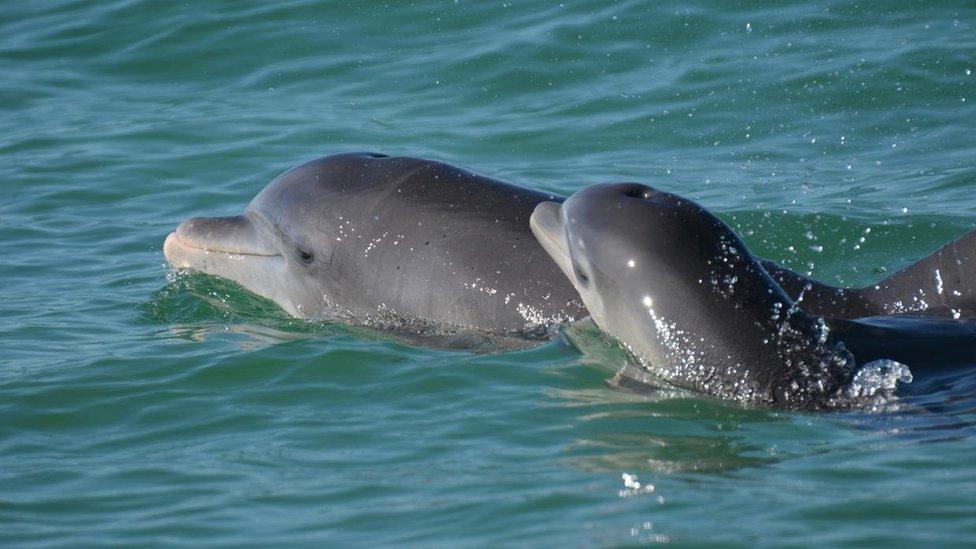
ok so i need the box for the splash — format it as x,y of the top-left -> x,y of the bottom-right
844,359 -> 913,401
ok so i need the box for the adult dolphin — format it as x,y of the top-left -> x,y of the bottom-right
164,152 -> 973,339
164,153 -> 587,337
530,183 -> 976,409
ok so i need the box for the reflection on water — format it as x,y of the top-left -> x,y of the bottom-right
554,318 -> 976,480
140,272 -> 326,347
143,272 -> 542,352
568,431 -> 779,475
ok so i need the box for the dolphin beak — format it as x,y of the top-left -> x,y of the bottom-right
164,215 -> 278,268
163,214 -> 306,316
530,201 -> 575,283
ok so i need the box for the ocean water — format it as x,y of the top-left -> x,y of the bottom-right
2,0 -> 976,545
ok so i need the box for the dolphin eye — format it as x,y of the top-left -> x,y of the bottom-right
297,248 -> 314,264
573,263 -> 590,285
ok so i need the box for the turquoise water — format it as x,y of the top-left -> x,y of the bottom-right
3,0 -> 976,545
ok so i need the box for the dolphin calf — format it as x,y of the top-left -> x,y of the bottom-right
530,183 -> 976,409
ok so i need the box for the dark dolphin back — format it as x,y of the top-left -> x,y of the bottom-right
764,228 -> 976,318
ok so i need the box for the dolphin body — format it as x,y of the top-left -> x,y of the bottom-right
530,183 -> 976,409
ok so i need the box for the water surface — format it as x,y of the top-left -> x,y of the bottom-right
2,1 -> 976,545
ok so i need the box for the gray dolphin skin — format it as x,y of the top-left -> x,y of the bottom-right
164,151 -> 973,348
164,152 -> 839,338
530,183 -> 976,409
164,153 -> 587,337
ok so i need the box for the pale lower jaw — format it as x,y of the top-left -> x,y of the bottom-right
162,232 -> 304,317
529,202 -> 576,286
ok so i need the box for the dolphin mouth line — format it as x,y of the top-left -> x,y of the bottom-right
165,232 -> 281,258
530,202 -> 570,258
532,219 -> 570,258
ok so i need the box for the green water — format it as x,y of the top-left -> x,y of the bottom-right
3,0 -> 976,545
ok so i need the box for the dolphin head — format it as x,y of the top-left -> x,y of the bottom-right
530,183 -> 708,341
162,155 -> 383,318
